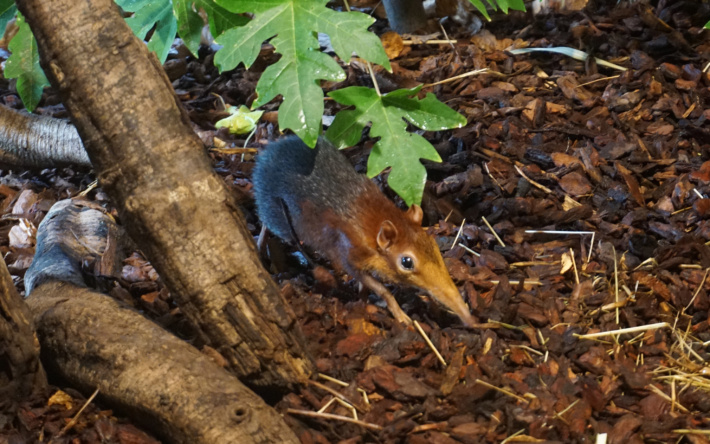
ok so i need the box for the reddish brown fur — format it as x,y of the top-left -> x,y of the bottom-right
294,182 -> 475,327
254,136 -> 474,326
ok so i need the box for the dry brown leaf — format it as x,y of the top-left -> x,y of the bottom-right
380,31 -> 404,59
616,162 -> 645,206
551,152 -> 582,168
559,172 -> 592,196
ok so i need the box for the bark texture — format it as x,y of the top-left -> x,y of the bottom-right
32,285 -> 300,444
16,0 -> 313,389
24,199 -> 299,444
0,257 -> 47,416
0,105 -> 89,167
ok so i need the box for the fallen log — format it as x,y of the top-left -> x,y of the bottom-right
25,199 -> 299,444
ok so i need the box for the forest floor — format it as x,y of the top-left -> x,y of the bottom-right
2,1 -> 710,443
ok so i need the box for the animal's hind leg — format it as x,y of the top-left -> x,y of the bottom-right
256,224 -> 269,259
279,198 -> 316,268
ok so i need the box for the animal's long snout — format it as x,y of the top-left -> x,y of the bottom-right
431,281 -> 476,327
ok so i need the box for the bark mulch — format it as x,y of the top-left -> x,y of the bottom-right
2,1 -> 710,442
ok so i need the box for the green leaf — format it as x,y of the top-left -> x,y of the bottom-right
198,0 -> 248,38
173,0 -> 204,56
507,0 -> 526,11
213,0 -> 390,147
148,0 -> 248,58
118,0 -> 177,63
367,135 -> 433,207
116,0 -> 152,11
382,86 -> 467,131
706,20 -> 710,29
0,0 -> 16,36
5,14 -> 49,111
469,0 -> 525,18
148,5 -> 178,62
121,0 -> 168,38
214,3 -> 289,69
326,87 -> 466,206
468,0 -> 491,20
214,0 -> 281,15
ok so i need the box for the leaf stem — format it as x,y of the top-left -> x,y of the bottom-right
366,61 -> 382,96
342,0 -> 382,97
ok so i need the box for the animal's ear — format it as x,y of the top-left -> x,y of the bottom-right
406,204 -> 423,226
377,220 -> 398,250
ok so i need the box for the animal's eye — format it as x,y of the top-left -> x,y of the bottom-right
400,256 -> 414,270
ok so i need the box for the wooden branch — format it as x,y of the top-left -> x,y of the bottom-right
0,257 -> 47,415
25,199 -> 299,443
0,105 -> 89,168
16,0 -> 313,390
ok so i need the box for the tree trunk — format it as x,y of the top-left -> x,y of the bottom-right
24,199 -> 299,444
15,0 -> 313,390
383,0 -> 427,33
0,257 -> 47,418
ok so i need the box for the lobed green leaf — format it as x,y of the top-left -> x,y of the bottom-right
327,87 -> 466,206
214,0 -> 389,146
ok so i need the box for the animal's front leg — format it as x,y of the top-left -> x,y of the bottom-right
358,273 -> 413,326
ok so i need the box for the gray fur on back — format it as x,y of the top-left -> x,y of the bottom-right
252,136 -> 370,241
